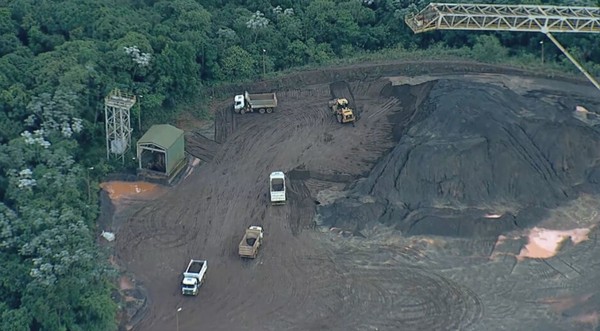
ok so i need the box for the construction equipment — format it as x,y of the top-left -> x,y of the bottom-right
181,259 -> 207,296
234,91 -> 278,114
238,226 -> 264,259
328,98 -> 356,126
404,3 -> 600,93
269,171 -> 286,205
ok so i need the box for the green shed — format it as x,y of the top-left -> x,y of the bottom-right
137,124 -> 186,178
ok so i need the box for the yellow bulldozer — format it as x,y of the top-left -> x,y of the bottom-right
328,98 -> 355,126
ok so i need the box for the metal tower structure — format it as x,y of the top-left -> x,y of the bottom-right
405,3 -> 600,91
105,89 -> 136,163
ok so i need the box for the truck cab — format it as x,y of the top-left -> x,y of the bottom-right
182,277 -> 200,296
234,94 -> 245,112
181,259 -> 207,296
269,171 -> 286,205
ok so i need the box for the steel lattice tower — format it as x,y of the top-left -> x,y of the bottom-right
105,89 -> 136,163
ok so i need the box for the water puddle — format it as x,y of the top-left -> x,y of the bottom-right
517,227 -> 590,260
99,181 -> 164,201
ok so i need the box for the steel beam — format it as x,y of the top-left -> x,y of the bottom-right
404,3 -> 600,93
406,3 -> 600,34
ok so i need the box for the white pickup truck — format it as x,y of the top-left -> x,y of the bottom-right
269,171 -> 286,205
181,259 -> 207,296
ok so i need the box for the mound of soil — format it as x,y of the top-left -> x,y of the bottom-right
319,79 -> 600,238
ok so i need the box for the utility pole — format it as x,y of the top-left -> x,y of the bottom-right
138,95 -> 143,132
262,49 -> 266,76
176,307 -> 182,331
540,40 -> 544,64
86,167 -> 94,203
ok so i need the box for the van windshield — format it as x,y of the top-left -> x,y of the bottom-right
271,178 -> 284,191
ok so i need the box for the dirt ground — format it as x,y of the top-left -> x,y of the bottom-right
110,61 -> 600,331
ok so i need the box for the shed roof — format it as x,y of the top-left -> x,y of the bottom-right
137,124 -> 184,150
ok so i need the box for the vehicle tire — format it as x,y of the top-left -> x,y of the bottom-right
240,108 -> 245,115
266,108 -> 273,114
234,107 -> 240,114
258,108 -> 266,114
336,114 -> 342,123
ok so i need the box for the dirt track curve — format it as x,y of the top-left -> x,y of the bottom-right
114,61 -> 600,331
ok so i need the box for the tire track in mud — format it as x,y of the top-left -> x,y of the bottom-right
507,230 -> 600,298
130,201 -> 197,249
287,178 -> 317,235
211,94 -> 330,167
326,256 -> 483,330
184,131 -> 220,162
312,237 -> 484,331
114,191 -> 210,330
199,205 -> 330,331
215,104 -> 237,144
419,227 -> 600,330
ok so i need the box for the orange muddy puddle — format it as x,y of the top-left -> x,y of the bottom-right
517,227 -> 591,260
99,181 -> 162,200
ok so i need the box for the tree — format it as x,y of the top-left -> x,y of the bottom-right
472,35 -> 509,63
219,45 -> 256,80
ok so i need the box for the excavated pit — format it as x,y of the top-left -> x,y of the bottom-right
319,79 -> 600,238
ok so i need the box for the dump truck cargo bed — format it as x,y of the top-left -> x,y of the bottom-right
238,226 -> 263,258
246,92 -> 278,108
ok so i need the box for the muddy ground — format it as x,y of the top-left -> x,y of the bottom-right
111,61 -> 600,331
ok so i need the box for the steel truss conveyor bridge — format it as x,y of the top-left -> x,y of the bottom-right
405,3 -> 600,92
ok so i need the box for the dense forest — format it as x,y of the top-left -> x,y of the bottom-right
1,0 -> 599,330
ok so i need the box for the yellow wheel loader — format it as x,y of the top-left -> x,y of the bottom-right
328,98 -> 356,126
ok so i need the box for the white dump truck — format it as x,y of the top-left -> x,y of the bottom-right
181,259 -> 207,296
238,226 -> 264,259
234,91 -> 278,114
269,171 -> 286,205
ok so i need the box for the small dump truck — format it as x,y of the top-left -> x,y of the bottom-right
181,259 -> 207,296
234,91 -> 278,114
269,171 -> 286,205
329,98 -> 356,126
239,226 -> 264,259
